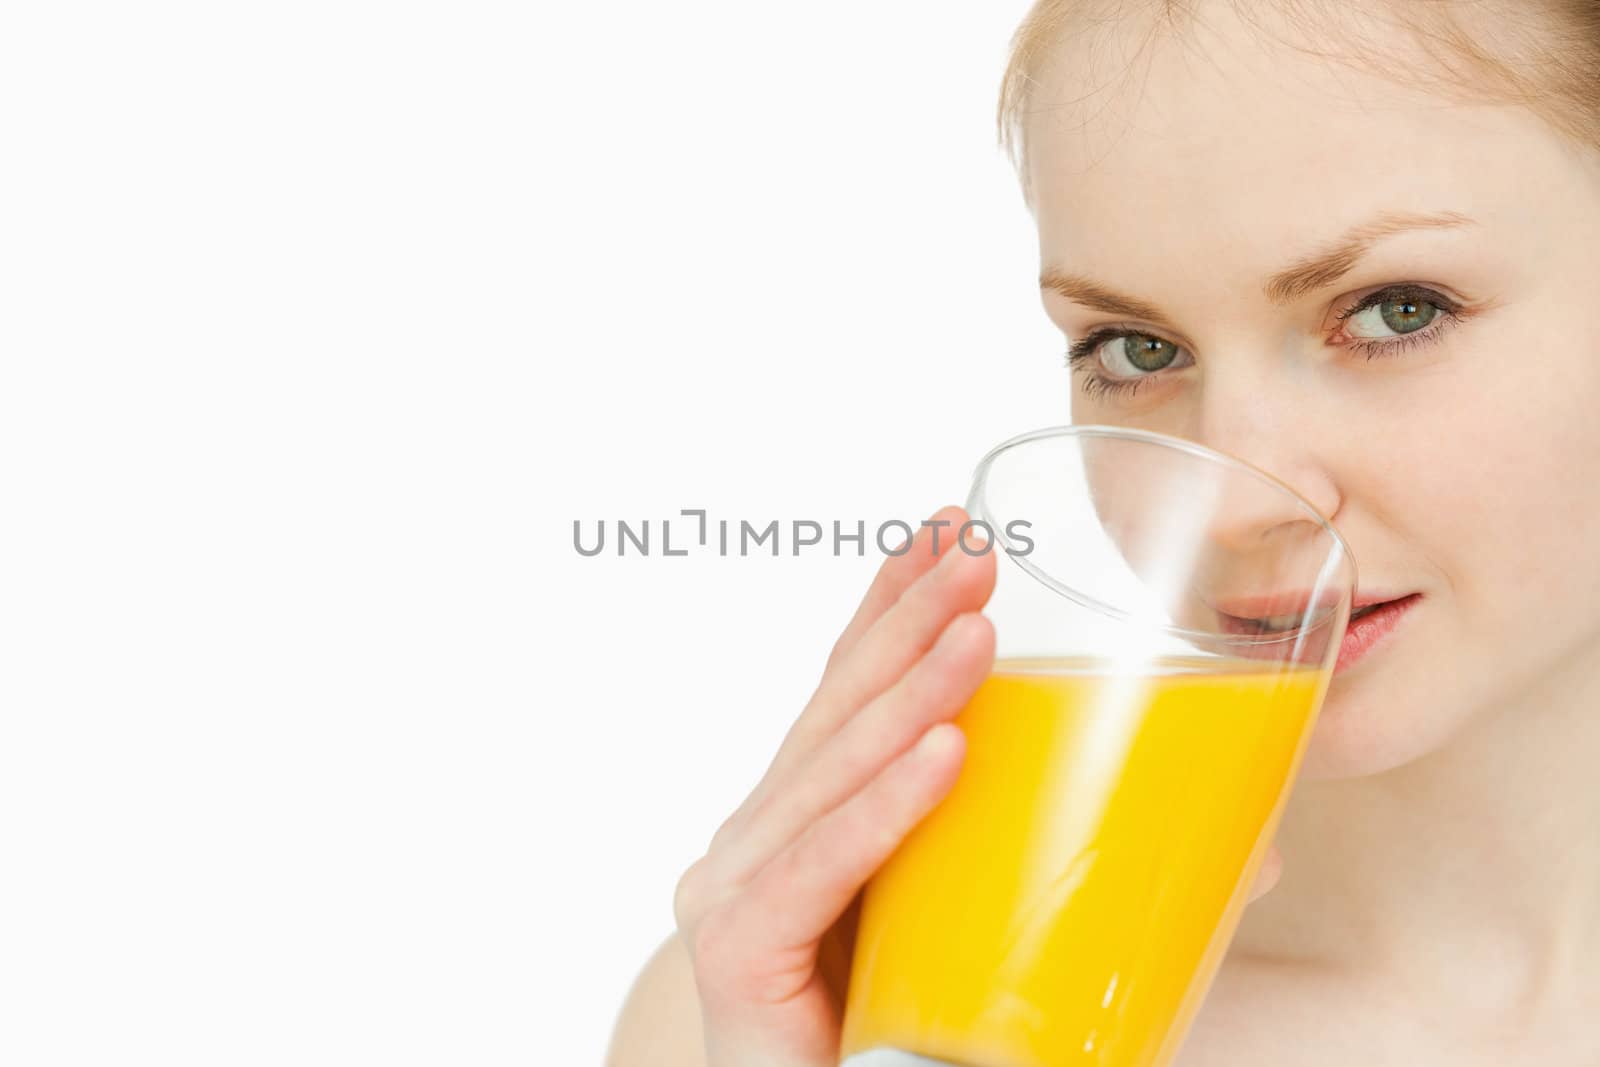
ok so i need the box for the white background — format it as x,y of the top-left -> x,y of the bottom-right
2,1 -> 1065,1062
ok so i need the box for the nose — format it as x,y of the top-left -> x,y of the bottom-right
1176,402 -> 1351,637
1200,450 -> 1341,557
1191,376 -> 1343,553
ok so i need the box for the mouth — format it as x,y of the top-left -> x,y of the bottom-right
1334,593 -> 1422,673
1200,581 -> 1423,673
1210,591 -> 1415,636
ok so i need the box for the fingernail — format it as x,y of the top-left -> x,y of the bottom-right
960,520 -> 991,555
915,722 -> 962,761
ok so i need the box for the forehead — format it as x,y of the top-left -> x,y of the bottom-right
1023,2 -> 1556,279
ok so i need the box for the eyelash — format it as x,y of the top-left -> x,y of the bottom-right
1065,284 -> 1466,401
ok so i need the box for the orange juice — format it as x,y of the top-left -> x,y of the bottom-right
839,655 -> 1327,1067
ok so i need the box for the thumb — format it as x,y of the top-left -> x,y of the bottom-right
1247,841 -> 1283,903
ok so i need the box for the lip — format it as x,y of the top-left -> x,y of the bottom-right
1206,591 -> 1422,670
1334,593 -> 1421,673
1208,589 -> 1409,619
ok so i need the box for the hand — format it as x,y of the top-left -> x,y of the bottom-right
673,505 -> 997,1067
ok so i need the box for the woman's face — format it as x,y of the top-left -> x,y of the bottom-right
1026,2 -> 1600,779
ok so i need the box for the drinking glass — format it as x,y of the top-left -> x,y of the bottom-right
838,424 -> 1357,1067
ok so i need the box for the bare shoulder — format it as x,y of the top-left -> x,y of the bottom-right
606,932 -> 708,1067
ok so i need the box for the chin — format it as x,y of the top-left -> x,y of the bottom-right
1295,666 -> 1464,782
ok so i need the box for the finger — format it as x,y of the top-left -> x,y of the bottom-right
728,542 -> 995,844
718,611 -> 994,887
1247,841 -> 1283,902
721,721 -> 967,971
770,527 -> 995,785
823,504 -> 971,675
805,526 -> 996,746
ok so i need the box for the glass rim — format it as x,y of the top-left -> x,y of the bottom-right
966,423 -> 1359,648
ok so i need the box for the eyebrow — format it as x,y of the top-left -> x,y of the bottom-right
1039,209 -> 1476,327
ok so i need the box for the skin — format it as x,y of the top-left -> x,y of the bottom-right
611,2 -> 1600,1062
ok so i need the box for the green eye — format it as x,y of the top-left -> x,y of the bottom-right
1121,334 -> 1179,373
1377,296 -> 1437,334
1342,287 -> 1452,342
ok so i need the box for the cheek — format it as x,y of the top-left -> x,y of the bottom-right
1298,310 -> 1600,778
1384,337 -> 1600,642
1306,374 -> 1600,779
1068,382 -> 1193,436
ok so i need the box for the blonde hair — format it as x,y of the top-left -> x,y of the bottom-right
997,0 -> 1600,204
